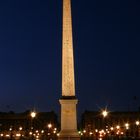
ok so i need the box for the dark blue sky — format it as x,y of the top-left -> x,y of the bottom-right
0,0 -> 140,115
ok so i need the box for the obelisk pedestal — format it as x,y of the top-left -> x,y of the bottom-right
59,98 -> 79,140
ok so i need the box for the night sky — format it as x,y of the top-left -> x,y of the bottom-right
0,0 -> 140,116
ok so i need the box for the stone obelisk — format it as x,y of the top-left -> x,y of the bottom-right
59,0 -> 80,139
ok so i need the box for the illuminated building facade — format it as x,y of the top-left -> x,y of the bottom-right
80,111 -> 140,138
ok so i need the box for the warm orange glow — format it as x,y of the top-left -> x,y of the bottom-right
125,123 -> 129,127
110,127 -> 114,130
48,123 -> 52,128
136,121 -> 140,126
19,127 -> 22,131
83,130 -> 86,133
116,125 -> 120,129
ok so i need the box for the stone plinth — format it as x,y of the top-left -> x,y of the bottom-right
59,99 -> 80,140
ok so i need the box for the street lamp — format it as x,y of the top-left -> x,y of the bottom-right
125,123 -> 129,129
30,111 -> 36,118
102,110 -> 108,118
135,121 -> 140,137
19,126 -> 23,131
136,121 -> 140,126
116,125 -> 120,130
30,111 -> 36,131
48,123 -> 52,129
101,109 -> 109,130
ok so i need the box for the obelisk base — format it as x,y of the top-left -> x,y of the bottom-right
58,131 -> 80,140
59,99 -> 80,140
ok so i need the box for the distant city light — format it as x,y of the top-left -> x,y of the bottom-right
116,125 -> 120,129
48,123 -> 52,128
16,133 -> 21,137
125,123 -> 129,127
136,121 -> 140,126
19,127 -> 22,131
110,127 -> 114,130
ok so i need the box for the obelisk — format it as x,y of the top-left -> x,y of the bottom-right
59,0 -> 80,139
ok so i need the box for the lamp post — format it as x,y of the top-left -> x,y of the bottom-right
47,123 -> 52,139
102,109 -> 108,129
135,121 -> 139,138
125,123 -> 129,137
30,111 -> 36,131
